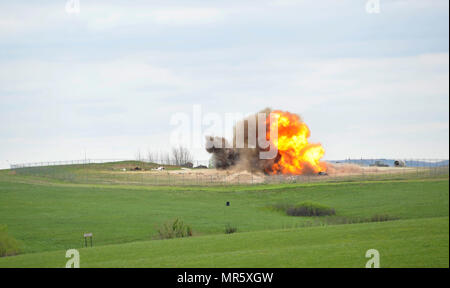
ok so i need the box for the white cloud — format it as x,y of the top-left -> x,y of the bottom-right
0,3 -> 225,36
1,51 -> 448,165
151,8 -> 224,26
82,6 -> 225,31
0,56 -> 187,98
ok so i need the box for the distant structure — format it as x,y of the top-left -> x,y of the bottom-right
370,160 -> 389,167
182,162 -> 194,168
394,160 -> 406,167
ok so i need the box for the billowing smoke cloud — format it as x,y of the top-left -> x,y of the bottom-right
206,108 -> 327,175
205,136 -> 240,169
206,108 -> 279,174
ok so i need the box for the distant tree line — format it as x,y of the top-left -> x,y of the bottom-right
135,146 -> 193,166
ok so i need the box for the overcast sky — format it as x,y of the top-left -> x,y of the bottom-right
0,0 -> 448,168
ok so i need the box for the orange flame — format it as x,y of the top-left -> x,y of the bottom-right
266,111 -> 326,175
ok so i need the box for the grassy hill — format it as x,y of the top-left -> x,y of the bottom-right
0,168 -> 448,267
0,217 -> 447,268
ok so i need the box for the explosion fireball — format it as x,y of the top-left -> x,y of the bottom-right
206,109 -> 327,175
266,111 -> 326,175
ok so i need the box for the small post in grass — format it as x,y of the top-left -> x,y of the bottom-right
225,201 -> 229,233
83,233 -> 93,247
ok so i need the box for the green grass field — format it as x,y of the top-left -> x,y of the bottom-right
1,217 -> 447,268
0,166 -> 448,267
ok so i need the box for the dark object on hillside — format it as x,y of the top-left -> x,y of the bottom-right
182,162 -> 194,168
225,224 -> 237,234
285,202 -> 336,217
132,167 -> 142,171
318,171 -> 328,176
370,214 -> 399,222
194,165 -> 208,169
226,201 -> 230,206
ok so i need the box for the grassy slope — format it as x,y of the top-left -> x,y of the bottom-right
0,217 -> 447,268
10,160 -> 448,186
0,172 -> 448,254
8,161 -> 184,186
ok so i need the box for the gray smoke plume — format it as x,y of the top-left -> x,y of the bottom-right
205,136 -> 240,169
205,108 -> 280,173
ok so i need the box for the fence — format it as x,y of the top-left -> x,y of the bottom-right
10,158 -> 449,186
10,159 -> 210,169
10,159 -> 127,169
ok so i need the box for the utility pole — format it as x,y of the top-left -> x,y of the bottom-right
84,149 -> 87,182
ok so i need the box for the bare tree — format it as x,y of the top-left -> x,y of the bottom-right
172,147 -> 181,166
135,149 -> 142,162
181,147 -> 193,166
147,150 -> 156,164
171,146 -> 193,166
163,152 -> 172,165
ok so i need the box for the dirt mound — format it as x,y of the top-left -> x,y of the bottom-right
224,171 -> 265,184
326,163 -> 363,175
